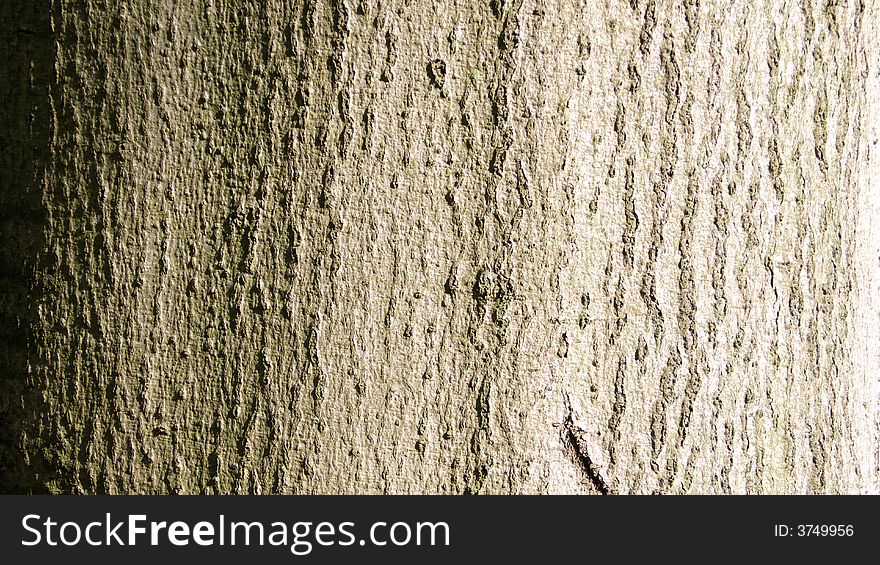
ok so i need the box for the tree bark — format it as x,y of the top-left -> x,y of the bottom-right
2,0 -> 878,494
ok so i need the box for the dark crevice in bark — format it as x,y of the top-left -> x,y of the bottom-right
561,399 -> 613,495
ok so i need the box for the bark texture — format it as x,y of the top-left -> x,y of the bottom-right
2,0 -> 879,494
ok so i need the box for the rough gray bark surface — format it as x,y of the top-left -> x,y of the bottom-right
1,0 -> 878,494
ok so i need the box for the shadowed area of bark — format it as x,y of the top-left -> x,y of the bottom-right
0,0 -> 52,493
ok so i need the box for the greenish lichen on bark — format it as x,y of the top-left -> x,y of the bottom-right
1,0 -> 878,494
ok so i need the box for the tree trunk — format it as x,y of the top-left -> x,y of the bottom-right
2,0 -> 878,494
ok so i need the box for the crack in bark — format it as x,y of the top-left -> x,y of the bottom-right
561,399 -> 613,495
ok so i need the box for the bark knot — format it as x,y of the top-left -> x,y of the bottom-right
428,59 -> 446,89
